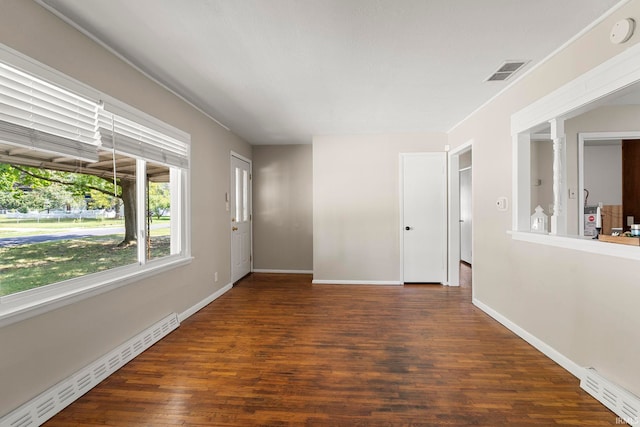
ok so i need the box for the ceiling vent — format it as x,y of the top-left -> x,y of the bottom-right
486,60 -> 529,82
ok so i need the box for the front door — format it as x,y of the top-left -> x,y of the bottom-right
231,155 -> 252,283
401,153 -> 446,283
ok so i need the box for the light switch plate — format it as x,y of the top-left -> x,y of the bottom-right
496,196 -> 508,211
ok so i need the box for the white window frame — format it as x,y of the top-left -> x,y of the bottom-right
510,40 -> 640,262
0,45 -> 192,328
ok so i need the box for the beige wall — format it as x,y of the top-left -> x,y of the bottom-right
0,1 -> 251,416
448,0 -> 640,397
313,133 -> 447,282
252,145 -> 313,271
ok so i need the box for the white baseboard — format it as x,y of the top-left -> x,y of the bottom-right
312,279 -> 402,285
178,283 -> 233,322
0,313 -> 180,427
472,297 -> 583,378
252,269 -> 313,274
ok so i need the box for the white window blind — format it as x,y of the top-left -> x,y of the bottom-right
0,61 -> 99,162
98,108 -> 189,169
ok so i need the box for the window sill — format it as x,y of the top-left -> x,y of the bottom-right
0,255 -> 193,328
509,230 -> 640,261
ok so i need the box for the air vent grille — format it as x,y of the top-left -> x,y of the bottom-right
486,60 -> 528,82
581,368 -> 640,425
0,313 -> 179,427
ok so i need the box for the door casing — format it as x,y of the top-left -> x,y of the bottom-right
447,141 -> 473,287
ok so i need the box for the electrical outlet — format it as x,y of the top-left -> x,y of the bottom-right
214,272 -> 218,282
628,216 -> 635,227
568,188 -> 577,199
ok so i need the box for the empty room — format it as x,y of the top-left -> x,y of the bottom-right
1,1 -> 639,426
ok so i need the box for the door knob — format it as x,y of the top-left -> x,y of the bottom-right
232,226 -> 238,231
405,226 -> 412,231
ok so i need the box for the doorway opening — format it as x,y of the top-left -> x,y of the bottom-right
447,142 -> 473,287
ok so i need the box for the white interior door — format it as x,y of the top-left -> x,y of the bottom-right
231,155 -> 252,283
460,167 -> 472,264
402,153 -> 446,283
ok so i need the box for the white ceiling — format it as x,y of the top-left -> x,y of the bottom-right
39,0 -> 621,145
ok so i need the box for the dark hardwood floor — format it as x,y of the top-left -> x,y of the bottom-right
45,270 -> 617,426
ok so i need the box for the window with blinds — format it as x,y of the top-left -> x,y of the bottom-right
0,62 -> 100,162
0,57 -> 191,316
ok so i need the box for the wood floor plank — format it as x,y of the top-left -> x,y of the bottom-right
44,268 -> 618,426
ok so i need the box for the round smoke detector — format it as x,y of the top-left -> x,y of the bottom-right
610,18 -> 635,44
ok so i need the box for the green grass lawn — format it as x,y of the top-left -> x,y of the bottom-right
0,216 -> 170,238
0,235 -> 171,296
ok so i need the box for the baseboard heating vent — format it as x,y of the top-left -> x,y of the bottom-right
0,313 -> 179,427
581,368 -> 640,425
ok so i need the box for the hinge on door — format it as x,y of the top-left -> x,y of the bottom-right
249,173 -> 252,180
250,214 -> 252,221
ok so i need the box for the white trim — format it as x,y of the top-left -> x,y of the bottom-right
473,297 -> 583,379
136,158 -> 147,264
447,141 -> 473,287
509,230 -> 640,261
0,256 -> 193,328
512,41 -> 640,135
398,154 -> 405,283
230,151 -> 252,164
252,269 -> 313,274
0,313 -> 180,427
448,0 -> 632,134
312,280 -> 402,285
178,283 -> 233,322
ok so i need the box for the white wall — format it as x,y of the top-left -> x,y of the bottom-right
313,133 -> 447,282
584,143 -> 622,206
447,0 -> 640,397
0,1 -> 251,416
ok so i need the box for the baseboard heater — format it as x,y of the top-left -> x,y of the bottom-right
581,368 -> 640,425
0,313 -> 179,427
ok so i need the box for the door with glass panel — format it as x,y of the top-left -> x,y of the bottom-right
230,155 -> 252,283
